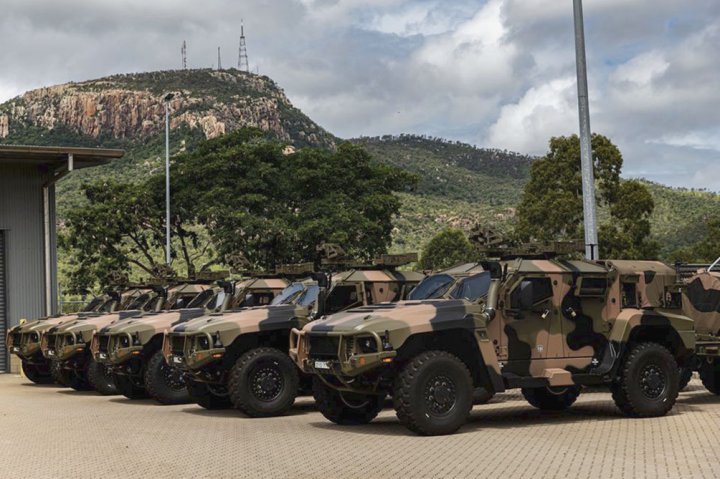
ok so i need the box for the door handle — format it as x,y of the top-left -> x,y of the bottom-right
565,307 -> 577,318
541,309 -> 550,320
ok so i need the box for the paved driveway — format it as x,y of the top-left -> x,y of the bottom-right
0,374 -> 718,478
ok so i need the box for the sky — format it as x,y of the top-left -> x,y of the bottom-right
0,0 -> 718,189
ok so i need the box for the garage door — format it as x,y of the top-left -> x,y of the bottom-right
0,231 -> 6,372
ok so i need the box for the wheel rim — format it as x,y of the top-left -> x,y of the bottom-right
250,363 -> 284,402
424,374 -> 457,416
160,362 -> 186,391
640,363 -> 667,399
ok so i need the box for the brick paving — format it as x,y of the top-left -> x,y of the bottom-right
0,374 -> 718,479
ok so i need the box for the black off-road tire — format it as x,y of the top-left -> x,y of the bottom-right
679,366 -> 693,391
51,361 -> 69,386
393,350 -> 474,436
522,386 -> 580,410
312,377 -> 384,426
113,373 -> 149,399
144,351 -> 190,405
187,379 -> 232,410
228,347 -> 300,417
699,359 -> 720,395
21,361 -> 53,384
87,358 -> 118,395
58,363 -> 92,391
611,342 -> 679,417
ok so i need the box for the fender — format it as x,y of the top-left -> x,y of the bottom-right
608,308 -> 695,351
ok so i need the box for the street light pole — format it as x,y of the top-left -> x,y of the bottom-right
163,92 -> 175,266
573,0 -> 599,260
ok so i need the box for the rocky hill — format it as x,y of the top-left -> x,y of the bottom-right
1,69 -> 718,260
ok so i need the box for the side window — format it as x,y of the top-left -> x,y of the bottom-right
510,277 -> 553,311
622,283 -> 638,308
326,285 -> 361,315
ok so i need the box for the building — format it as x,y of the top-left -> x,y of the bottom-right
0,145 -> 124,372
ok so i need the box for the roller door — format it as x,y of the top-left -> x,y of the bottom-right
0,231 -> 6,372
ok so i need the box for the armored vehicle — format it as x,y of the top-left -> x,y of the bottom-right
164,258 -> 424,416
5,289 -> 138,384
679,259 -> 720,393
292,257 -> 702,435
92,277 -> 288,403
42,286 -> 168,393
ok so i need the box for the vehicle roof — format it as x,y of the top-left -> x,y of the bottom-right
440,263 -> 487,276
237,278 -> 289,290
334,269 -> 424,283
514,258 -> 608,275
603,260 -> 676,277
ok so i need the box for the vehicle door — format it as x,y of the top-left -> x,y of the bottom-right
325,283 -> 364,315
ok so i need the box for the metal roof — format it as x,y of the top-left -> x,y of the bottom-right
0,145 -> 124,169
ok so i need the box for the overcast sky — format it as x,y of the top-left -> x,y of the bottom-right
1,0 -> 718,189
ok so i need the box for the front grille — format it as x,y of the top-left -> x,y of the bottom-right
171,336 -> 186,356
98,335 -> 110,354
308,336 -> 340,359
44,334 -> 57,353
12,333 -> 22,347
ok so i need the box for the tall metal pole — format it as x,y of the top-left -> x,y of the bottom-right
164,94 -> 173,266
573,0 -> 599,260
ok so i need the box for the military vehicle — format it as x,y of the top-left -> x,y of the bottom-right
92,276 -> 288,403
679,258 -> 720,394
164,256 -> 424,416
292,253 -> 717,436
5,289 -> 139,384
42,285 -> 169,393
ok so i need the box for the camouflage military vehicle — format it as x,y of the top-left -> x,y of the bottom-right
292,256 -> 701,435
5,290 -> 136,384
164,257 -> 424,416
92,277 -> 288,404
42,286 -> 167,393
679,259 -> 720,394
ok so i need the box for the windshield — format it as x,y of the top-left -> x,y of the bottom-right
187,289 -> 216,309
126,293 -> 151,310
407,274 -> 455,300
271,283 -> 306,305
449,272 -> 491,302
82,297 -> 105,312
296,285 -> 320,307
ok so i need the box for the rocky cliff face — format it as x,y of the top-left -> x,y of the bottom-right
0,69 -> 335,148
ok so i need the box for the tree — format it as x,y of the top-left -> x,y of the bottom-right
419,228 -> 475,270
670,216 -> 720,263
515,134 -> 657,259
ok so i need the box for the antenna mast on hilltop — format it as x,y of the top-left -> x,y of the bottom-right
238,21 -> 249,72
181,41 -> 187,69
217,47 -> 222,70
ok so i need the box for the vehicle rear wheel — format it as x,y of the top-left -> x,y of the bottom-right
522,386 -> 580,410
187,379 -> 232,410
312,377 -> 384,425
21,360 -> 53,384
229,347 -> 300,417
611,342 -> 679,417
393,350 -> 473,436
113,373 -> 149,399
87,358 -> 118,395
699,359 -> 720,394
144,351 -> 190,405
679,366 -> 693,391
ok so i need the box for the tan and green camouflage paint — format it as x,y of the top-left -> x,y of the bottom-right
293,259 -> 695,393
682,270 -> 720,336
164,269 -> 424,371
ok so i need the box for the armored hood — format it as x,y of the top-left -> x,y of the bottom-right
172,304 -> 306,335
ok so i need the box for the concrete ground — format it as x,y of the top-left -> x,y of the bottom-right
0,374 -> 718,479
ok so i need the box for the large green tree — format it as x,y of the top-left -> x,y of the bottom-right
419,228 -> 475,270
670,216 -> 720,263
515,134 -> 658,259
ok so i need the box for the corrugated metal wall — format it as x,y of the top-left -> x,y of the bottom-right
0,164 -> 52,371
0,231 -> 7,372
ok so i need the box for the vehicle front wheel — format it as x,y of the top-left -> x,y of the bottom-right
699,359 -> 720,395
144,351 -> 190,405
57,363 -> 92,391
228,347 -> 300,417
21,360 -> 53,384
679,366 -> 693,391
522,386 -> 580,410
611,342 -> 679,417
87,358 -> 118,395
113,373 -> 149,399
393,350 -> 473,436
312,377 -> 384,426
50,361 -> 68,386
187,379 -> 232,410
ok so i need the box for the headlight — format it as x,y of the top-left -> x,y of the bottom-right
29,333 -> 39,343
212,334 -> 223,348
65,335 -> 74,345
132,333 -> 141,346
196,335 -> 210,351
357,336 -> 378,354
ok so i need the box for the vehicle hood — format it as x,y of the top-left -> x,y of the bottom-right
50,313 -> 123,335
171,304 -> 306,335
15,314 -> 79,333
304,299 -> 476,335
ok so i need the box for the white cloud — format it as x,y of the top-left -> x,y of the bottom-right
611,51 -> 669,86
650,129 -> 720,152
